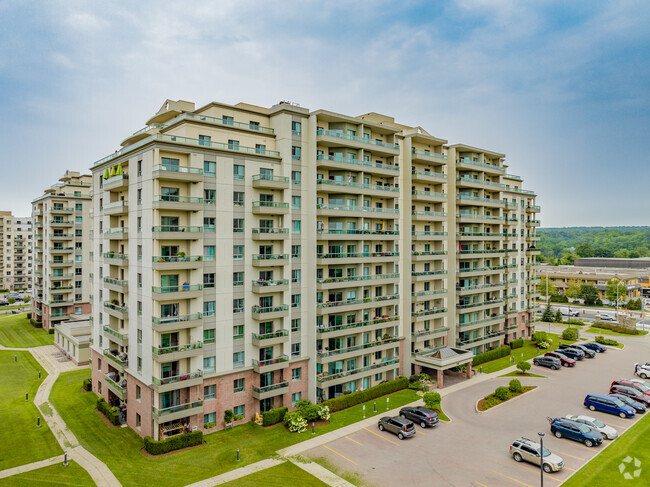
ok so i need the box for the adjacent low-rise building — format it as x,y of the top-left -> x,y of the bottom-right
537,265 -> 642,301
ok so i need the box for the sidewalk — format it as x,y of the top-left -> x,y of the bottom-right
0,455 -> 65,480
184,458 -> 286,487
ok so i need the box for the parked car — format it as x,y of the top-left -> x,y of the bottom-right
609,385 -> 650,407
557,347 -> 585,361
533,356 -> 562,370
564,415 -> 618,439
549,418 -> 603,447
611,379 -> 650,397
560,343 -> 596,358
399,406 -> 439,428
377,416 -> 416,440
582,342 -> 607,353
599,313 -> 616,321
510,437 -> 564,473
609,394 -> 647,414
0,300 -> 9,306
545,351 -> 576,367
555,306 -> 580,317
635,364 -> 650,379
584,393 -> 636,418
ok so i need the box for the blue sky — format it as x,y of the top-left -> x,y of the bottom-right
1,0 -> 648,226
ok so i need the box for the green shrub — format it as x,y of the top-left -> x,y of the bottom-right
204,422 -> 215,429
144,431 -> 202,455
96,398 -> 120,425
494,386 -> 510,401
591,322 -> 645,335
82,378 -> 92,391
532,331 -> 548,344
562,327 -> 579,341
472,345 -> 511,366
224,409 -> 234,423
423,392 -> 441,409
234,415 -> 243,421
510,339 -> 524,349
296,400 -> 320,421
408,374 -> 419,383
627,298 -> 642,311
550,294 -> 569,303
565,319 -> 586,326
7,297 -> 15,304
595,335 -> 621,346
516,361 -> 531,374
509,379 -> 523,393
284,411 -> 307,432
26,312 -> 31,319
323,376 -> 409,413
262,406 -> 288,426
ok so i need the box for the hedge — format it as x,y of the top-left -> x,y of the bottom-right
323,377 -> 409,413
472,345 -> 511,366
509,339 -> 524,349
562,327 -> 579,341
262,406 -> 288,426
591,322 -> 645,335
595,335 -> 621,346
26,312 -> 31,319
144,431 -> 203,455
96,398 -> 120,425
83,378 -> 92,391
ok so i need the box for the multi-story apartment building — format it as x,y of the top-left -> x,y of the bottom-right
31,171 -> 93,330
0,211 -> 33,291
90,99 -> 539,440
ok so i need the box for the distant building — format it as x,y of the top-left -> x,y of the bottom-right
575,257 -> 650,270
538,265 -> 643,301
0,211 -> 33,291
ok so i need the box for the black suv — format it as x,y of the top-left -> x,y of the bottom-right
559,343 -> 595,358
557,347 -> 585,361
533,356 -> 562,370
399,406 -> 439,428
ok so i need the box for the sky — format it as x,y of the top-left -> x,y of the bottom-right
0,0 -> 648,226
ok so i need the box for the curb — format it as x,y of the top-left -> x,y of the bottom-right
475,386 -> 539,414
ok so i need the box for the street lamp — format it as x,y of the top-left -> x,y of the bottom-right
538,432 -> 545,487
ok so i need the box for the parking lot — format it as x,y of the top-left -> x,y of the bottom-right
306,333 -> 650,486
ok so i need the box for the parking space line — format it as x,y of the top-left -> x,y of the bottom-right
344,436 -> 363,446
558,441 -> 599,452
322,445 -> 358,465
490,470 -> 533,487
547,448 -> 586,461
416,430 -> 427,436
515,464 -> 562,482
564,466 -> 577,472
473,482 -> 489,487
363,427 -> 401,446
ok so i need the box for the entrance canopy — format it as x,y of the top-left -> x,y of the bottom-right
413,346 -> 473,370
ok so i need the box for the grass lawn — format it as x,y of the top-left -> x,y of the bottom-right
478,333 -> 574,375
586,326 -> 648,337
1,460 -> 95,486
50,369 -> 420,486
0,351 -> 62,470
499,371 -> 546,378
304,456 -> 367,486
0,304 -> 31,311
563,408 -> 650,486
0,313 -> 54,348
220,461 -> 327,487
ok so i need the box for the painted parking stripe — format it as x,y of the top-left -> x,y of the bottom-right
363,427 -> 401,446
473,482 -> 489,487
416,430 -> 427,436
563,466 -> 577,472
547,448 -> 586,462
344,436 -> 363,446
515,463 -> 562,482
322,445 -> 358,465
555,440 -> 600,452
490,470 -> 533,487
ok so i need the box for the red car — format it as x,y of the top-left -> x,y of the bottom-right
611,380 -> 650,397
545,351 -> 576,367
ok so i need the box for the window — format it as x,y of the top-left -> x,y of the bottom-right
204,385 -> 216,400
291,146 -> 301,160
137,329 -> 142,343
233,352 -> 244,368
203,356 -> 215,372
75,306 -> 82,315
228,139 -> 239,150
233,245 -> 244,260
291,171 -> 301,184
137,160 -> 142,176
291,318 -> 301,332
233,325 -> 244,339
291,342 -> 301,357
255,144 -> 266,154
203,245 -> 215,261
97,358 -> 102,371
291,121 -> 301,135
136,385 -> 141,400
75,203 -> 82,211
136,413 -> 141,429
291,294 -> 301,308
233,298 -> 244,313
75,255 -> 82,262
233,164 -> 244,179
204,161 -> 215,176
291,269 -> 301,283
292,368 -> 301,381
233,272 -> 244,286
204,217 -> 215,231
137,245 -> 142,260
292,392 -> 301,406
233,191 -> 244,206
234,378 -> 245,393
75,268 -> 82,276
203,301 -> 215,317
75,242 -> 82,249
291,245 -> 301,258
76,216 -> 82,224
249,120 -> 260,130
75,280 -> 82,288
233,405 -> 245,417
292,220 -> 301,234
137,357 -> 142,373
137,189 -> 142,205
199,135 -> 211,146
292,196 -> 301,209
233,218 -> 244,233
203,413 -> 216,426
204,189 -> 215,204
223,115 -> 234,125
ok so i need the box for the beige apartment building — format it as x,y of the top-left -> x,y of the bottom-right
0,211 -> 33,292
89,99 -> 540,440
31,171 -> 93,330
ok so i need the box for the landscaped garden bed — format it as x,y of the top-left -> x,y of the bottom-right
477,380 -> 535,412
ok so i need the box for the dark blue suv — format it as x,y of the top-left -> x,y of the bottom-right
584,393 -> 636,418
558,347 -> 584,361
582,342 -> 607,353
550,418 -> 603,447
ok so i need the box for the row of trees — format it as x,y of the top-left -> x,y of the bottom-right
537,277 -> 631,305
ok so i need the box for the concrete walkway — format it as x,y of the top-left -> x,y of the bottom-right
0,455 -> 65,480
184,458 -> 286,486
289,458 -> 355,487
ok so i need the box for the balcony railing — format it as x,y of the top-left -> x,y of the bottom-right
152,313 -> 203,325
459,315 -> 506,328
180,112 -> 274,133
317,229 -> 399,236
251,305 -> 289,314
457,158 -> 505,171
151,284 -> 203,293
412,308 -> 447,318
252,174 -> 289,183
411,289 -> 447,297
317,179 -> 399,192
457,232 -> 507,237
317,315 -> 399,333
457,214 -> 506,221
316,129 -> 399,149
456,282 -> 504,292
412,211 -> 448,217
412,149 -> 447,159
103,277 -> 128,287
252,381 -> 289,394
317,294 -> 399,309
103,252 -> 128,260
411,251 -> 447,257
252,228 -> 289,235
412,327 -> 450,339
103,200 -> 129,210
252,279 -> 289,287
412,190 -> 447,198
252,201 -> 290,209
152,370 -> 203,386
152,400 -> 203,417
411,169 -> 447,179
251,355 -> 289,368
152,255 -> 203,263
153,195 -> 204,204
156,133 -> 280,157
317,358 -> 399,383
412,231 -> 448,237
152,342 -> 203,355
103,228 -> 128,235
458,331 -> 505,345
411,270 -> 448,277
317,204 -> 399,214
457,195 -> 506,204
103,326 -> 128,341
152,225 -> 204,233
318,337 -> 401,358
252,254 -> 288,261
251,329 -> 289,341
316,154 -> 399,171
457,299 -> 504,309
456,176 -> 505,188
152,164 -> 203,175
103,349 -> 128,367
316,273 -> 399,284
317,252 -> 399,259
104,374 -> 126,393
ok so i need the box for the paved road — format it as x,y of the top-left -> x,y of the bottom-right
307,331 -> 650,486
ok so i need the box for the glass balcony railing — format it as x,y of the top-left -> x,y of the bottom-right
412,211 -> 448,217
316,273 -> 399,284
252,174 -> 289,183
153,195 -> 204,204
252,329 -> 289,341
317,252 -> 399,259
411,289 -> 447,297
458,331 -> 505,346
317,358 -> 399,383
49,260 -> 74,265
251,355 -> 289,368
103,277 -> 128,287
103,326 -> 128,341
252,254 -> 288,260
252,381 -> 289,394
316,129 -> 399,149
411,231 -> 448,237
103,349 -> 128,367
457,158 -> 505,171
316,154 -> 399,171
317,229 -> 399,236
457,299 -> 504,309
151,284 -> 203,293
104,374 -> 126,393
152,342 -> 203,355
156,134 -> 280,157
153,400 -> 203,417
317,204 -> 399,214
152,225 -> 204,233
152,255 -> 203,263
317,294 -> 399,308
252,201 -> 290,209
318,337 -> 401,358
152,313 -> 203,324
459,315 -> 506,328
456,177 -> 505,188
317,315 -> 399,333
103,301 -> 128,314
180,112 -> 274,133
252,279 -> 289,287
103,228 -> 128,235
103,201 -> 129,211
411,169 -> 447,179
151,370 -> 203,386
152,164 -> 203,174
251,305 -> 289,314
457,249 -> 504,254
457,213 -> 506,221
412,190 -> 447,198
457,232 -> 507,237
412,308 -> 447,318
412,149 -> 447,159
411,270 -> 448,277
457,195 -> 506,204
412,327 -> 450,339
411,251 -> 447,257
103,252 -> 128,260
317,179 -> 399,192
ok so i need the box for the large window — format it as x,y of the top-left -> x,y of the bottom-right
203,356 -> 215,372
204,385 -> 216,400
233,352 -> 244,367
233,164 -> 244,179
204,161 -> 215,176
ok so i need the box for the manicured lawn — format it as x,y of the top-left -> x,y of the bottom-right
586,326 -> 648,337
0,304 -> 31,311
563,408 -> 650,486
2,460 -> 95,486
499,371 -> 546,378
478,333 -> 574,374
220,461 -> 327,487
0,351 -> 62,470
50,369 -> 420,486
0,313 -> 54,348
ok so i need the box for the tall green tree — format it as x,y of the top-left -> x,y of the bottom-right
565,282 -> 581,300
579,284 -> 600,305
537,277 -> 556,300
605,279 -> 626,305
576,243 -> 594,257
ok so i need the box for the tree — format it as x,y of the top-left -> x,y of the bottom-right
605,279 -> 626,305
541,305 -> 554,322
565,282 -> 581,300
576,243 -> 594,258
8,297 -> 15,304
593,247 -> 614,258
423,392 -> 441,410
22,295 -> 30,303
555,309 -> 563,322
516,361 -> 531,374
537,278 -> 556,300
579,284 -> 600,305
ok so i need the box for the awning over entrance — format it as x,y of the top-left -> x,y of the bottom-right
413,346 -> 474,370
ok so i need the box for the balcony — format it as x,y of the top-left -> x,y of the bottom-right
49,260 -> 74,267
316,129 -> 399,156
252,381 -> 289,400
318,337 -> 401,360
48,273 -> 73,279
316,272 -> 399,290
152,342 -> 203,362
411,211 -> 448,221
457,265 -> 506,277
252,228 -> 289,241
458,314 -> 505,331
104,373 -> 127,400
152,164 -> 204,182
411,231 -> 448,241
152,313 -> 203,332
411,251 -> 447,262
411,270 -> 448,282
457,299 -> 504,312
49,300 -> 73,307
103,200 -> 129,216
152,255 -> 203,270
104,174 -> 129,191
103,301 -> 128,320
316,154 -> 399,176
152,132 -> 280,158
411,149 -> 447,164
317,229 -> 399,241
456,176 -> 505,191
152,284 -> 203,301
103,277 -> 128,292
251,355 -> 289,373
411,190 -> 447,203
103,325 -> 128,347
252,329 -> 289,347
317,251 -> 399,264
50,206 -> 74,214
103,228 -> 128,240
252,201 -> 290,215
251,305 -> 289,320
152,195 -> 204,211
152,400 -> 204,422
456,158 -> 505,174
152,370 -> 203,392
526,205 -> 541,213
152,225 -> 204,239
252,174 -> 290,190
49,246 -> 74,253
317,179 -> 399,197
412,308 -> 447,321
49,233 -> 74,240
457,249 -> 506,259
49,220 -> 74,227
317,315 -> 399,337
457,232 -> 507,241
317,204 -> 400,219
412,327 -> 450,340
317,294 -> 400,314
251,254 -> 289,268
103,349 -> 128,371
526,220 -> 541,228
251,279 -> 289,294
411,169 -> 447,183
457,331 -> 505,347
456,214 -> 506,224
317,358 -> 399,385
456,195 -> 505,208
103,252 -> 129,265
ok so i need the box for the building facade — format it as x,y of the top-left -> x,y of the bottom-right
31,171 -> 93,330
89,100 -> 540,440
537,265 -> 642,301
0,211 -> 33,292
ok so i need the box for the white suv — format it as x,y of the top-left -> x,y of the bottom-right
510,437 -> 564,473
